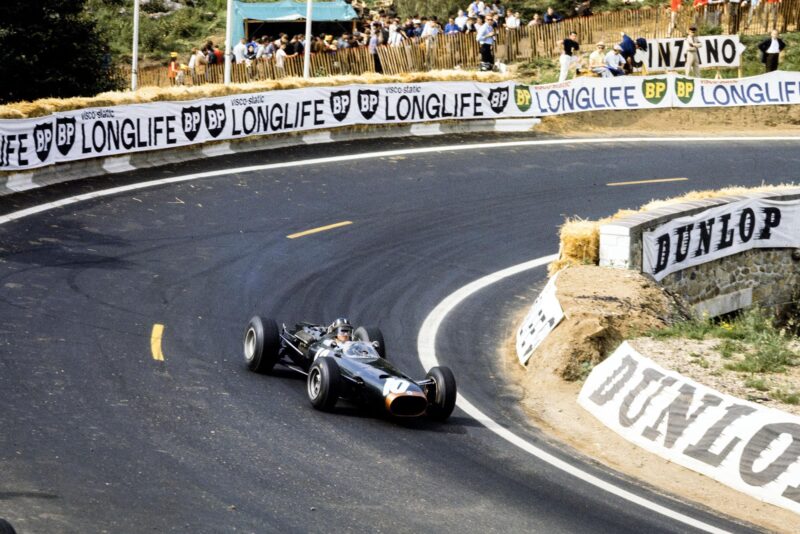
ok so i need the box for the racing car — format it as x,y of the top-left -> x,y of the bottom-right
243,316 -> 457,420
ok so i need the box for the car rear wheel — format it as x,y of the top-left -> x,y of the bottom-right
243,316 -> 280,373
426,366 -> 457,421
0,519 -> 17,534
353,326 -> 386,359
307,357 -> 340,411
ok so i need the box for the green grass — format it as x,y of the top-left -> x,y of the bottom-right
744,376 -> 769,391
773,389 -> 800,405
647,306 -> 800,374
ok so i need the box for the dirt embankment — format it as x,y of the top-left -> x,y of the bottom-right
535,105 -> 800,136
503,265 -> 799,532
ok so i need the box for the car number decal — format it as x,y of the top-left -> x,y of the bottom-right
383,378 -> 411,396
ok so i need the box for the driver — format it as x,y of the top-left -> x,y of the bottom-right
327,317 -> 352,345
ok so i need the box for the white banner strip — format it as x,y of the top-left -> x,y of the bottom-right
1,71 -> 799,172
516,272 -> 564,365
642,197 -> 800,281
579,342 -> 800,516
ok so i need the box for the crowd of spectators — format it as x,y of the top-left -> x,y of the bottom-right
166,0 -> 604,83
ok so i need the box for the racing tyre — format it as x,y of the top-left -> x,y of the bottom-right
0,519 -> 16,534
426,366 -> 457,421
307,357 -> 340,411
353,326 -> 386,359
243,316 -> 280,374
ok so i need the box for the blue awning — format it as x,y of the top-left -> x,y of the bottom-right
233,0 -> 358,42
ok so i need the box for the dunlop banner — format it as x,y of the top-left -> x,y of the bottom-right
2,71 -> 800,171
642,197 -> 800,281
579,342 -> 800,516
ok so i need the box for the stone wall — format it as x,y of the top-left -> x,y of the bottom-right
599,189 -> 800,317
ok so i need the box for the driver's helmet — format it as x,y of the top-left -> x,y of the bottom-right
329,317 -> 353,339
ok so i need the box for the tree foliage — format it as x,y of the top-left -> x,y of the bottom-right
0,0 -> 119,104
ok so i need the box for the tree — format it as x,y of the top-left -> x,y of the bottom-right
0,0 -> 120,104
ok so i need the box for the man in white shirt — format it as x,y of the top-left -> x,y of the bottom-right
233,38 -> 247,64
758,29 -> 786,72
505,11 -> 520,29
275,43 -> 287,77
604,44 -> 625,76
589,41 -> 611,77
455,9 -> 468,29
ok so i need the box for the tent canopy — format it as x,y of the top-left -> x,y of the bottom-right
233,0 -> 358,43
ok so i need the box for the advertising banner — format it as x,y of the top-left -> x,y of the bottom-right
579,342 -> 800,515
642,197 -> 800,280
516,273 -> 564,365
2,71 -> 800,172
644,35 -> 747,72
671,71 -> 800,108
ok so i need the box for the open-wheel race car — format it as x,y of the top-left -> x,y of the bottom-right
243,316 -> 457,420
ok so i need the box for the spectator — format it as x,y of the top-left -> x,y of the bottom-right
476,14 -> 496,68
505,11 -> 520,29
684,26 -> 702,77
528,13 -> 543,26
576,0 -> 593,16
188,47 -> 198,83
194,47 -> 207,84
589,41 -> 611,77
668,0 -> 681,36
233,38 -> 247,64
618,32 -> 636,73
759,29 -> 786,71
369,25 -> 383,73
338,32 -> 352,49
728,0 -> 743,34
275,42 -> 287,77
605,44 -> 626,75
745,0 -> 760,30
213,43 -> 223,65
764,0 -> 781,30
493,1 -> 506,21
559,30 -> 581,81
167,52 -> 179,85
543,7 -> 564,24
445,17 -> 461,34
464,17 -> 478,32
693,0 -> 708,26
456,9 -> 469,29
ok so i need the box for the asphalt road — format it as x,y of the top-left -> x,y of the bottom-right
2,135 -> 799,533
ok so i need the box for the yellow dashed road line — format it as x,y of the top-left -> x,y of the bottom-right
151,324 -> 165,361
287,220 -> 353,239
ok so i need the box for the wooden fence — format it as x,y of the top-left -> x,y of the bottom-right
124,0 -> 799,88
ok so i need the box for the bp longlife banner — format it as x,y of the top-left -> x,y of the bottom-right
579,342 -> 800,516
642,197 -> 800,281
0,78 -> 659,172
1,71 -> 800,171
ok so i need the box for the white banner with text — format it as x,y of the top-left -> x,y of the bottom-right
642,197 -> 800,280
579,342 -> 800,515
516,273 -> 564,366
2,71 -> 800,172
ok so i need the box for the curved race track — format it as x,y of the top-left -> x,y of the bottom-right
1,135 -> 799,533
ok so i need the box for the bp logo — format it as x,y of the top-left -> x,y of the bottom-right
33,122 -> 53,162
488,87 -> 509,114
181,106 -> 202,141
55,117 -> 77,156
357,89 -> 379,120
204,103 -> 227,138
514,85 -> 532,112
641,78 -> 667,105
329,90 -> 351,122
674,77 -> 695,104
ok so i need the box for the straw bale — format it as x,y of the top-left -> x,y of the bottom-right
0,71 -> 513,119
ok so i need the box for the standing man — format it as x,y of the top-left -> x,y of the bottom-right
728,0 -> 743,33
167,52 -> 179,85
233,38 -> 247,64
559,31 -> 580,82
759,29 -> 786,71
764,0 -> 781,30
369,23 -> 383,73
476,14 -> 496,70
668,0 -> 682,36
684,25 -> 702,77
